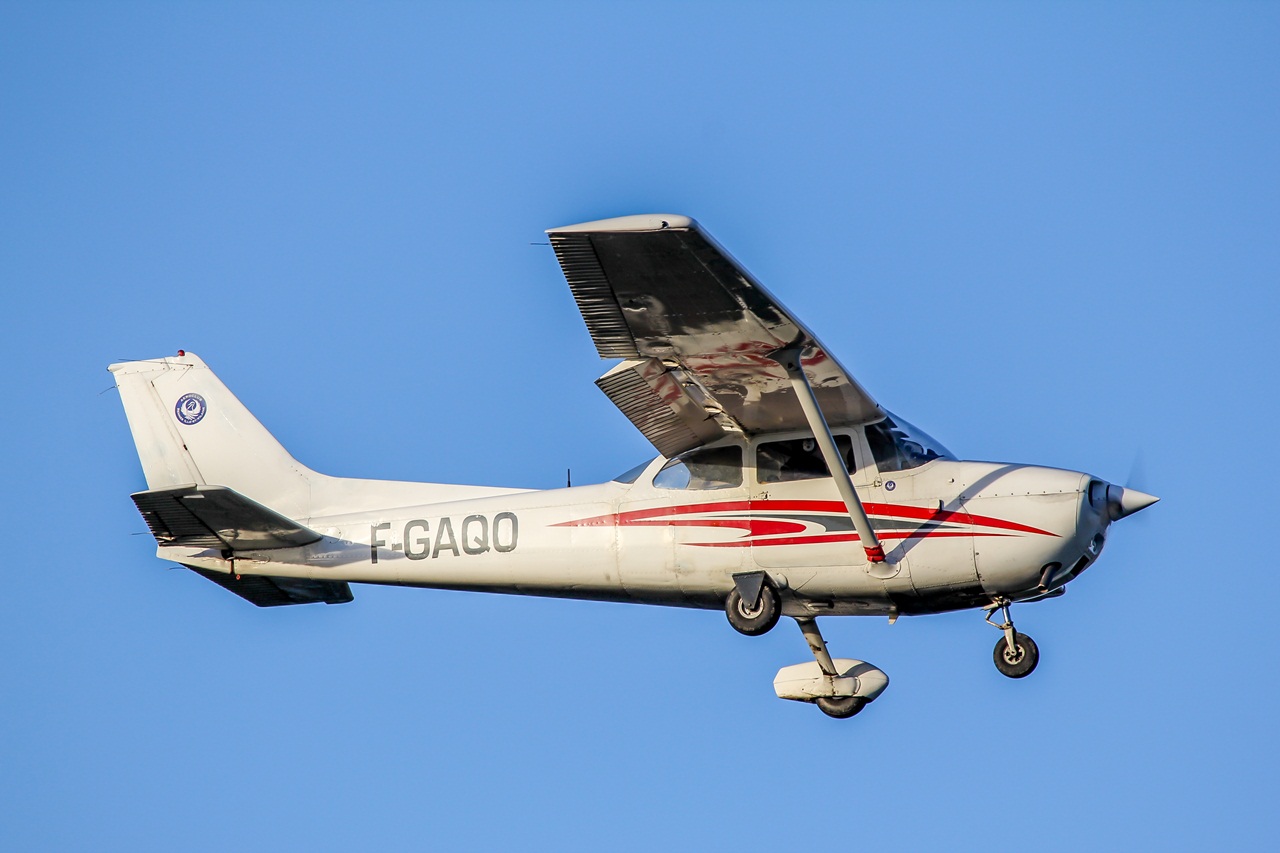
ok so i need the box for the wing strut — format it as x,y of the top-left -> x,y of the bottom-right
774,347 -> 886,563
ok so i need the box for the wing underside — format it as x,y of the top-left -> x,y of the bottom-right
549,215 -> 881,456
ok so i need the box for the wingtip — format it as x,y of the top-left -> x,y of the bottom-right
547,213 -> 694,234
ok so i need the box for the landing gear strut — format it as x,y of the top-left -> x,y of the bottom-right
985,597 -> 1040,678
797,617 -> 867,719
770,617 -> 890,718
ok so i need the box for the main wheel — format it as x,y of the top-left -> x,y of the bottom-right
993,632 -> 1039,678
816,696 -> 866,719
724,583 -> 780,636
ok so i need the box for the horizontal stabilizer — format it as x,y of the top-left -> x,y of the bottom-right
186,566 -> 353,607
132,485 -> 323,551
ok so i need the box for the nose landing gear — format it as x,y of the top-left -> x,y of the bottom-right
985,598 -> 1040,678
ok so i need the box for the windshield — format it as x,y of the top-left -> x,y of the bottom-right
865,413 -> 954,473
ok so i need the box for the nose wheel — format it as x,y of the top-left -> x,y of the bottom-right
993,631 -> 1039,678
985,598 -> 1040,678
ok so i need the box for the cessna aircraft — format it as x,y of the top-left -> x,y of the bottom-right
111,214 -> 1157,719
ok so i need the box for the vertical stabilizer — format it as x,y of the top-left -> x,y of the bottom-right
110,353 -> 314,519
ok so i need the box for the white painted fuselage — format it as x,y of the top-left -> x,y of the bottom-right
169,447 -> 1109,619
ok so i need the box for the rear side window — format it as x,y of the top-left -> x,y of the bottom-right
612,459 -> 654,484
756,435 -> 856,484
653,446 -> 744,490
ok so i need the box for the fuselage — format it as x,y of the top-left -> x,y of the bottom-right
167,425 -> 1114,619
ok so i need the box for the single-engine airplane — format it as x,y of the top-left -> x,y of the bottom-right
112,214 -> 1157,718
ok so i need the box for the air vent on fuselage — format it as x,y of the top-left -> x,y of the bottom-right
1061,554 -> 1092,584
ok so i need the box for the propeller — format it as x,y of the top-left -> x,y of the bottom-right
1112,449 -> 1157,523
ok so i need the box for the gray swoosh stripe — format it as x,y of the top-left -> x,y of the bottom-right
758,513 -> 964,534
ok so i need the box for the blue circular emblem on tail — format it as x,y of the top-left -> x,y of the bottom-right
175,393 -> 207,425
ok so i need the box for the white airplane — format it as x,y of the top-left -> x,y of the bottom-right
111,214 -> 1157,719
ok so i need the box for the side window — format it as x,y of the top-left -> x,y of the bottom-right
653,445 -> 744,490
756,435 -> 855,484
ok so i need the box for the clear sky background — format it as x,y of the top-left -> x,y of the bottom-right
2,2 -> 1277,850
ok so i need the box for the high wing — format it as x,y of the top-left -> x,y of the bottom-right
548,214 -> 882,457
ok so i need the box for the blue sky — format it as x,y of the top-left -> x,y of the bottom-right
2,2 -> 1277,850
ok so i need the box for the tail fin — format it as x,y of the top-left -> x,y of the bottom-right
110,353 -> 315,520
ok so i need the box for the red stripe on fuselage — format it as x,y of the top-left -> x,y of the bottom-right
556,499 -> 1058,539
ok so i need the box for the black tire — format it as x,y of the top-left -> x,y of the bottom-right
724,582 -> 780,636
993,632 -> 1040,678
816,696 -> 866,719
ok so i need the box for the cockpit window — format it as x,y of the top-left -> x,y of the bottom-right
652,445 -> 744,490
865,414 -> 954,473
756,435 -> 856,483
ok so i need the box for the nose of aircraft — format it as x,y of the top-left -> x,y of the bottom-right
1107,485 -> 1159,521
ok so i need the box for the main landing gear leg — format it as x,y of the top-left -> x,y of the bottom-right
985,597 -> 1040,678
796,618 -> 866,719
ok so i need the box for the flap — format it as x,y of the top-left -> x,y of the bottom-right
132,484 -> 322,551
549,215 -> 882,451
595,358 -> 730,457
